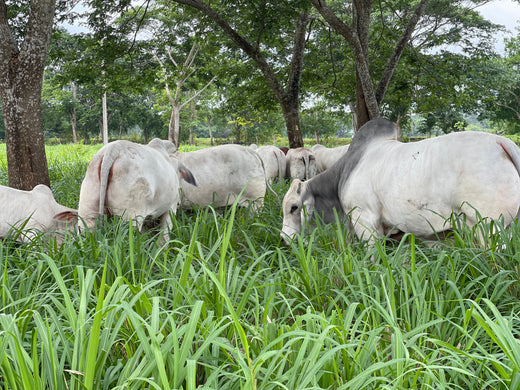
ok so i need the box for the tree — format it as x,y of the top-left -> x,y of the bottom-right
310,0 -> 430,129
479,33 -> 520,132
154,43 -> 216,146
169,0 -> 309,148
309,0 -> 503,131
0,0 -> 55,189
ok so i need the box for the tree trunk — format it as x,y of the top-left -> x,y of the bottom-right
102,90 -> 109,144
0,0 -> 55,190
207,117 -> 214,146
189,96 -> 196,145
169,105 -> 181,147
348,101 -> 358,133
353,0 -> 373,129
233,122 -> 241,144
70,81 -> 78,143
281,97 -> 304,148
355,71 -> 371,129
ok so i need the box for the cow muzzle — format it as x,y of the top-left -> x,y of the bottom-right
280,224 -> 300,245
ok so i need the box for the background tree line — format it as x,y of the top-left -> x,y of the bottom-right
0,0 -> 519,189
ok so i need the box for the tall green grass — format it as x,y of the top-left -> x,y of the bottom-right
0,143 -> 519,389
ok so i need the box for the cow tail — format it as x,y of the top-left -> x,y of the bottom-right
255,151 -> 279,203
98,148 -> 118,216
275,150 -> 284,181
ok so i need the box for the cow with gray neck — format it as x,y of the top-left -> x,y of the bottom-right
78,138 -> 196,241
281,118 -> 520,245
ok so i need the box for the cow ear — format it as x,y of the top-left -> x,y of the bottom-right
294,179 -> 303,194
53,210 -> 78,222
180,164 -> 197,186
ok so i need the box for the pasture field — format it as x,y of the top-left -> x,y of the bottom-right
0,143 -> 520,389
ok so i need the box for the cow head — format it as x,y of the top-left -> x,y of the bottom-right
281,179 -> 315,244
148,138 -> 178,154
148,138 -> 197,187
286,148 -> 317,181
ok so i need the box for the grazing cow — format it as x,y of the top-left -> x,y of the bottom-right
255,145 -> 287,182
311,144 -> 350,173
281,118 -> 520,245
177,144 -> 270,210
285,147 -> 317,180
78,138 -> 196,241
0,184 -> 77,242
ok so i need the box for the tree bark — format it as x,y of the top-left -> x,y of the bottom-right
0,0 -> 54,190
172,0 -> 307,148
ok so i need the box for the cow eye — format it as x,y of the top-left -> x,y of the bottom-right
290,205 -> 298,214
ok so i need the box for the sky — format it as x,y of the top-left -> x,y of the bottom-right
477,0 -> 520,52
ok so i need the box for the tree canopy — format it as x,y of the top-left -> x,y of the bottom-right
2,0 -> 518,188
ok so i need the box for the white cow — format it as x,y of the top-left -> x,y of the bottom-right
177,144 -> 270,210
281,118 -> 520,245
78,138 -> 196,241
285,147 -> 317,180
0,184 -> 77,242
255,145 -> 287,182
311,144 -> 350,173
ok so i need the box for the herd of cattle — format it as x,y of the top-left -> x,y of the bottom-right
2,118 -> 520,247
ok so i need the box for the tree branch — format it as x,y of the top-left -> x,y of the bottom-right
180,75 -> 217,109
0,0 -> 19,57
153,52 -> 175,105
287,12 -> 309,102
311,0 -> 379,119
375,0 -> 430,105
171,0 -> 286,102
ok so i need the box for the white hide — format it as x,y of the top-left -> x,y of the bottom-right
255,145 -> 287,182
285,147 -> 317,180
177,144 -> 268,210
282,118 -> 520,244
0,184 -> 77,242
78,138 -> 195,240
311,144 -> 350,173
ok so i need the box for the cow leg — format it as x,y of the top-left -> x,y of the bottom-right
250,198 -> 264,211
158,210 -> 174,243
350,208 -> 384,245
